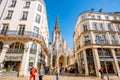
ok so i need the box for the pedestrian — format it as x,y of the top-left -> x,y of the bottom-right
99,68 -> 104,79
38,64 -> 45,80
55,66 -> 59,80
30,66 -> 37,80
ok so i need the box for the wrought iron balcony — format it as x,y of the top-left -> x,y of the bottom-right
98,51 -> 112,57
6,49 -> 24,53
95,40 -> 109,45
115,52 -> 120,56
84,40 -> 91,45
30,50 -> 37,54
0,30 -> 44,40
111,40 -> 118,45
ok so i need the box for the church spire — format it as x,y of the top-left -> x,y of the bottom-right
54,15 -> 60,32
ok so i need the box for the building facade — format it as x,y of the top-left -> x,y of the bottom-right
74,9 -> 120,77
0,0 -> 49,76
49,16 -> 74,69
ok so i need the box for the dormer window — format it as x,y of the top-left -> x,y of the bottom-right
105,16 -> 109,20
91,15 -> 95,19
97,15 -> 101,20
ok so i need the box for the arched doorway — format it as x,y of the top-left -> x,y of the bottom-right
52,55 -> 56,68
67,56 -> 70,66
59,55 -> 64,67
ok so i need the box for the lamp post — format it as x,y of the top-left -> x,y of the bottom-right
99,36 -> 109,80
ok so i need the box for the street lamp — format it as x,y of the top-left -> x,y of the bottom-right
99,35 -> 109,80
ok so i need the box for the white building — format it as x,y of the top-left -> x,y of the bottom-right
0,0 -> 49,76
74,9 -> 120,77
49,16 -> 74,69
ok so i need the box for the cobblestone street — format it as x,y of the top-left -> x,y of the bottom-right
0,75 -> 120,80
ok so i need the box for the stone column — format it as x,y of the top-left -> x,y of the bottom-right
45,55 -> 48,66
106,32 -> 112,44
64,56 -> 67,67
92,48 -> 101,77
111,49 -> 120,77
0,44 -> 9,63
83,50 -> 88,76
34,44 -> 40,68
50,53 -> 53,68
56,56 -> 59,66
19,42 -> 32,77
90,31 -> 95,44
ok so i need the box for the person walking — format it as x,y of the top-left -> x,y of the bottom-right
38,64 -> 45,80
99,68 -> 104,79
30,66 -> 37,80
55,66 -> 59,80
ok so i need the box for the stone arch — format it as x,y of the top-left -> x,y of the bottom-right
8,42 -> 24,53
30,43 -> 37,54
67,56 -> 70,66
59,55 -> 64,67
52,55 -> 56,68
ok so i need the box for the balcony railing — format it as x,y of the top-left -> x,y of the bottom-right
0,30 -> 44,40
111,40 -> 118,45
0,30 -> 47,48
95,40 -> 109,45
84,40 -> 91,45
30,50 -> 37,54
98,51 -> 112,57
6,49 -> 24,53
115,52 -> 120,57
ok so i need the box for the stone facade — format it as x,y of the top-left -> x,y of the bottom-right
73,9 -> 120,77
49,16 -> 74,69
0,0 -> 49,76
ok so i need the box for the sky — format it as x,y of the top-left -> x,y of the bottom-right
44,0 -> 120,48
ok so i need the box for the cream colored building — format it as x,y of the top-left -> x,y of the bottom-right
0,0 -> 49,76
74,9 -> 120,77
49,16 -> 74,69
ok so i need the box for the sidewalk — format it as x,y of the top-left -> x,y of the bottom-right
0,75 -> 120,80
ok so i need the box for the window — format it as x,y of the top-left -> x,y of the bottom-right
0,0 -> 2,5
21,12 -> 28,20
97,15 -> 101,20
101,35 -> 106,42
99,23 -> 104,30
1,24 -> 9,35
92,23 -> 97,30
108,23 -> 113,31
33,26 -> 39,37
10,0 -> 16,7
95,35 -> 99,42
114,16 -> 117,20
91,15 -> 95,19
105,16 -> 109,20
111,35 -> 115,42
37,4 -> 42,12
6,11 -> 13,19
24,1 -> 30,8
35,15 -> 41,23
83,25 -> 88,32
81,16 -> 85,20
116,24 -> 120,31
84,35 -> 89,41
18,25 -> 25,35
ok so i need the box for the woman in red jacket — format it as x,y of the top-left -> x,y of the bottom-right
30,66 -> 37,80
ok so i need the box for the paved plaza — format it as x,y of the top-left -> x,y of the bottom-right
0,75 -> 120,80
